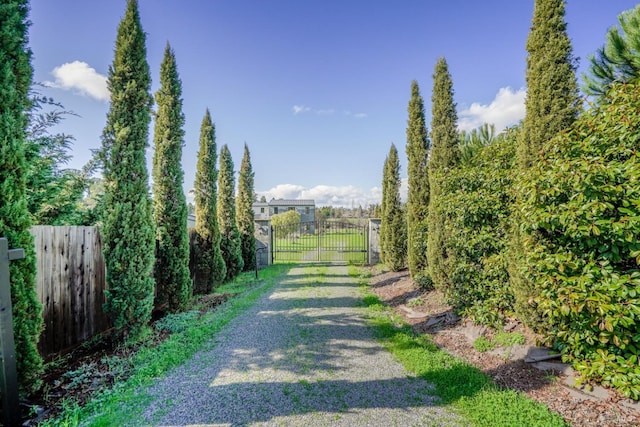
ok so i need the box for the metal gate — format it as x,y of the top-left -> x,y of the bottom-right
271,220 -> 368,263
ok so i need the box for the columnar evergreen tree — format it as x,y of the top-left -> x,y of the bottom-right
584,4 -> 640,100
511,0 -> 580,329
405,80 -> 431,287
0,0 -> 43,392
217,145 -> 244,280
152,43 -> 190,311
192,110 -> 225,293
517,0 -> 580,169
381,144 -> 406,271
101,0 -> 155,337
428,57 -> 459,292
379,155 -> 389,264
236,144 -> 256,271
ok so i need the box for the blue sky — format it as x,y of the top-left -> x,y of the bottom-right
28,0 -> 638,207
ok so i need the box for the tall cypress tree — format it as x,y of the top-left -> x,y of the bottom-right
193,110 -> 225,293
236,144 -> 256,271
0,0 -> 43,392
101,0 -> 155,337
152,43 -> 190,311
381,144 -> 406,271
379,154 -> 389,264
511,0 -> 580,329
405,80 -> 431,287
218,145 -> 244,280
517,0 -> 580,169
428,57 -> 459,293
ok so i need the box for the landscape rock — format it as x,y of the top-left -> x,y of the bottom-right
459,323 -> 487,341
489,344 -> 533,361
399,305 -> 430,319
524,346 -> 562,363
531,361 -> 573,376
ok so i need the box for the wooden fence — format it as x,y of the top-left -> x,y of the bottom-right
32,226 -> 110,356
29,225 -> 264,355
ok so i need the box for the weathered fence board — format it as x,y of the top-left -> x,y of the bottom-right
32,226 -> 109,356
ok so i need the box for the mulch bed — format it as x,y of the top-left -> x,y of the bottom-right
368,267 -> 640,427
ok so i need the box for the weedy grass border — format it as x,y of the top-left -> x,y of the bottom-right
40,264 -> 292,427
350,266 -> 566,427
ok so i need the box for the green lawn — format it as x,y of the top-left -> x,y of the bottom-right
273,230 -> 367,263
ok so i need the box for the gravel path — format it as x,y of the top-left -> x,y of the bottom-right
142,264 -> 460,426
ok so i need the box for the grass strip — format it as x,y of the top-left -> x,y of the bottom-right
351,267 -> 567,427
41,264 -> 292,427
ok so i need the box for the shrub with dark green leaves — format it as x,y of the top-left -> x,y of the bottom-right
519,82 -> 640,399
439,132 -> 517,326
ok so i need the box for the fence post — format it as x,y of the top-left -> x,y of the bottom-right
0,237 -> 23,426
267,225 -> 273,265
255,248 -> 260,279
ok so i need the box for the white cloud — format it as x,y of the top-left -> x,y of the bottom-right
45,61 -> 109,101
258,184 -> 383,208
292,105 -> 311,115
259,184 -> 306,200
343,110 -> 368,119
458,87 -> 525,132
293,105 -> 366,118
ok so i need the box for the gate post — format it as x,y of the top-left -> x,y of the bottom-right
368,219 -> 381,265
267,224 -> 273,265
0,237 -> 24,426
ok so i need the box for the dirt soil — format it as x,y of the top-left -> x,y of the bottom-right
368,267 -> 640,427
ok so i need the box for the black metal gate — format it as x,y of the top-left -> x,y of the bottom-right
271,220 -> 368,263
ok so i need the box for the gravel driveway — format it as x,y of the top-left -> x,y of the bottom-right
142,264 -> 460,426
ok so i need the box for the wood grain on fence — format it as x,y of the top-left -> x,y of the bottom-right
32,226 -> 109,356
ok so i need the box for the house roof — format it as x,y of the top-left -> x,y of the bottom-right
268,199 -> 315,207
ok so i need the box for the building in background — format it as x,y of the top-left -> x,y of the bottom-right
253,199 -> 315,222
253,199 -> 316,234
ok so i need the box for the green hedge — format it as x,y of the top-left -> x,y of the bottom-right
518,82 -> 640,399
439,133 -> 517,326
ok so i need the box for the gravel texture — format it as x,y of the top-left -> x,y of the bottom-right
141,264 -> 460,426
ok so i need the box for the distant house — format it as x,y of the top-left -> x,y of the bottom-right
253,199 -> 316,234
253,201 -> 270,221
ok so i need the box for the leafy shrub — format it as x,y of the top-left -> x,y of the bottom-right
494,332 -> 526,347
473,336 -> 495,352
155,310 -> 201,334
270,210 -> 301,238
519,82 -> 640,399
438,132 -> 517,326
